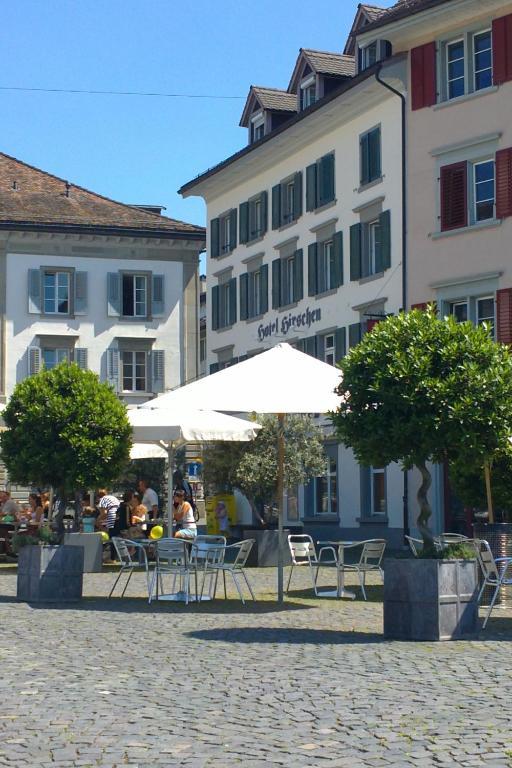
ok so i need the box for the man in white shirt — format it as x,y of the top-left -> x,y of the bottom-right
0,491 -> 20,520
137,479 -> 158,520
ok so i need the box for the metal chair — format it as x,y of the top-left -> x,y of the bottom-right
109,538 -> 151,598
206,539 -> 256,604
405,535 -> 423,557
473,539 -> 512,628
286,534 -> 337,596
339,539 -> 386,600
437,533 -> 470,546
148,538 -> 193,604
190,535 -> 226,600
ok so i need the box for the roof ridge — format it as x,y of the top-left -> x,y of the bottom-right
301,48 -> 355,57
252,85 -> 292,93
0,150 -> 198,229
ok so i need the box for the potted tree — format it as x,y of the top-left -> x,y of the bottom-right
203,414 -> 326,565
332,308 -> 512,640
0,362 -> 131,602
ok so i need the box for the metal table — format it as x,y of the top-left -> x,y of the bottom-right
316,540 -> 357,600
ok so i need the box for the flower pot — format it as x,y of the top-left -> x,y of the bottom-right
17,544 -> 84,602
383,557 -> 479,641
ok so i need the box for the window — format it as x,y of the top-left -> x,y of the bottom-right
251,114 -> 265,143
272,250 -> 303,309
308,232 -> 343,296
240,264 -> 269,321
350,214 -> 389,281
323,333 -> 335,366
450,300 -> 468,323
370,466 -> 386,515
43,271 -> 70,315
249,269 -> 261,317
200,337 -> 206,363
305,446 -> 338,518
220,214 -> 232,254
447,295 -> 495,338
42,348 -> 69,370
306,153 -> 335,211
473,160 -> 495,222
121,350 -> 147,392
122,274 -> 147,317
300,80 -> 316,110
283,256 -> 295,306
272,172 -> 303,229
210,210 -> 237,258
212,278 -> 237,330
443,29 -> 493,101
360,127 -> 381,186
362,42 -> 378,70
477,296 -> 495,336
317,240 -> 334,294
240,192 -> 267,244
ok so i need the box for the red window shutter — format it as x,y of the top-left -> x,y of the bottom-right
440,162 -> 468,231
496,288 -> 512,344
411,42 -> 437,111
496,147 -> 512,219
493,14 -> 512,85
366,319 -> 380,332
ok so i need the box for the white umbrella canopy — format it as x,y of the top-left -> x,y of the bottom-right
140,343 -> 343,601
128,407 -> 261,533
130,443 -> 168,460
140,343 -> 341,414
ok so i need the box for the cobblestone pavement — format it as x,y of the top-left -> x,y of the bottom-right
1,565 -> 512,767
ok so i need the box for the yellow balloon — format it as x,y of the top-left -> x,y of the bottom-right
101,531 -> 109,543
150,525 -> 163,540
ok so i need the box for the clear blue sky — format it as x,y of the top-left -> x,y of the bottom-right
2,0 -> 395,237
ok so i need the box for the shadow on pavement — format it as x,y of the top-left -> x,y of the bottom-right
186,626 -> 384,644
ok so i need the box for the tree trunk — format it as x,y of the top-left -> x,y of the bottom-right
51,489 -> 68,539
415,461 -> 435,547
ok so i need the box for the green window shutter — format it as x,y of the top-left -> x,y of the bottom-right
239,202 -> 249,244
260,191 -> 268,234
332,231 -> 344,288
272,259 -> 281,309
152,350 -> 165,393
210,218 -> 220,258
240,273 -> 249,321
316,334 -> 325,361
293,249 -> 303,303
260,263 -> 269,315
75,348 -> 88,370
28,269 -> 41,314
151,274 -> 165,316
229,208 -> 237,250
107,272 -> 121,316
272,184 -> 281,229
349,322 -> 362,348
306,163 -> 317,211
379,209 -> 391,270
74,271 -> 88,315
360,133 -> 370,186
334,327 -> 346,362
350,223 -> 362,281
211,285 -> 220,330
370,127 -> 381,180
308,243 -> 318,296
228,277 -> 237,325
294,171 -> 303,218
318,153 -> 335,206
304,336 -> 317,357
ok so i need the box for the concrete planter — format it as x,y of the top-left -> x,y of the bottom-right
17,544 -> 84,602
245,529 -> 291,567
383,558 -> 479,641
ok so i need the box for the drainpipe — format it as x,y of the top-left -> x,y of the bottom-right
374,64 -> 410,539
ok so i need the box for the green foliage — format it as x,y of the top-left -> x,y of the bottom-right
203,414 -> 326,506
11,526 -> 59,553
332,309 -> 512,535
449,447 -> 512,514
418,543 -> 477,560
0,363 -> 132,492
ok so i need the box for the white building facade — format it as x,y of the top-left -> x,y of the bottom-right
180,30 -> 410,545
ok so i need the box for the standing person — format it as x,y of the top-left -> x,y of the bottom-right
137,479 -> 158,520
215,501 -> 230,538
173,490 -> 197,540
117,490 -> 133,534
96,489 -> 120,537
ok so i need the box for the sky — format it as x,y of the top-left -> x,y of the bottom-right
1,0 -> 395,244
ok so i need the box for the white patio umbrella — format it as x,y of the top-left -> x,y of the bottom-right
128,407 -> 261,534
140,343 -> 342,600
130,443 -> 168,460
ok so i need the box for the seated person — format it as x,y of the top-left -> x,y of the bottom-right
0,491 -> 20,522
173,490 -> 197,540
129,503 -> 148,539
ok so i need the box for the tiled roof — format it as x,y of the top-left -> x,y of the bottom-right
362,0 -> 453,32
0,153 -> 205,238
251,86 -> 297,112
301,49 -> 356,77
361,4 -> 389,22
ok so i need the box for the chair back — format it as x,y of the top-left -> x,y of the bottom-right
111,537 -> 134,567
231,539 -> 255,569
475,539 -> 500,581
405,535 -> 422,557
156,537 -> 190,568
288,534 -> 316,565
191,535 -> 226,566
438,533 -> 469,545
359,539 -> 386,567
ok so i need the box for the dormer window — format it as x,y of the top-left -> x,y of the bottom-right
362,42 -> 378,70
300,76 -> 316,110
250,112 -> 265,143
359,40 -> 392,72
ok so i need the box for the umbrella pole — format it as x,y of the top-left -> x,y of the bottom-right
167,444 -> 175,536
484,460 -> 494,524
277,413 -> 285,603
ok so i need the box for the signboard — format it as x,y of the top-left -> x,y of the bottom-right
257,307 -> 321,342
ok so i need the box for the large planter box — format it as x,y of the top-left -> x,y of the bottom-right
244,529 -> 291,567
383,558 -> 478,641
63,532 -> 103,573
17,545 -> 84,602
